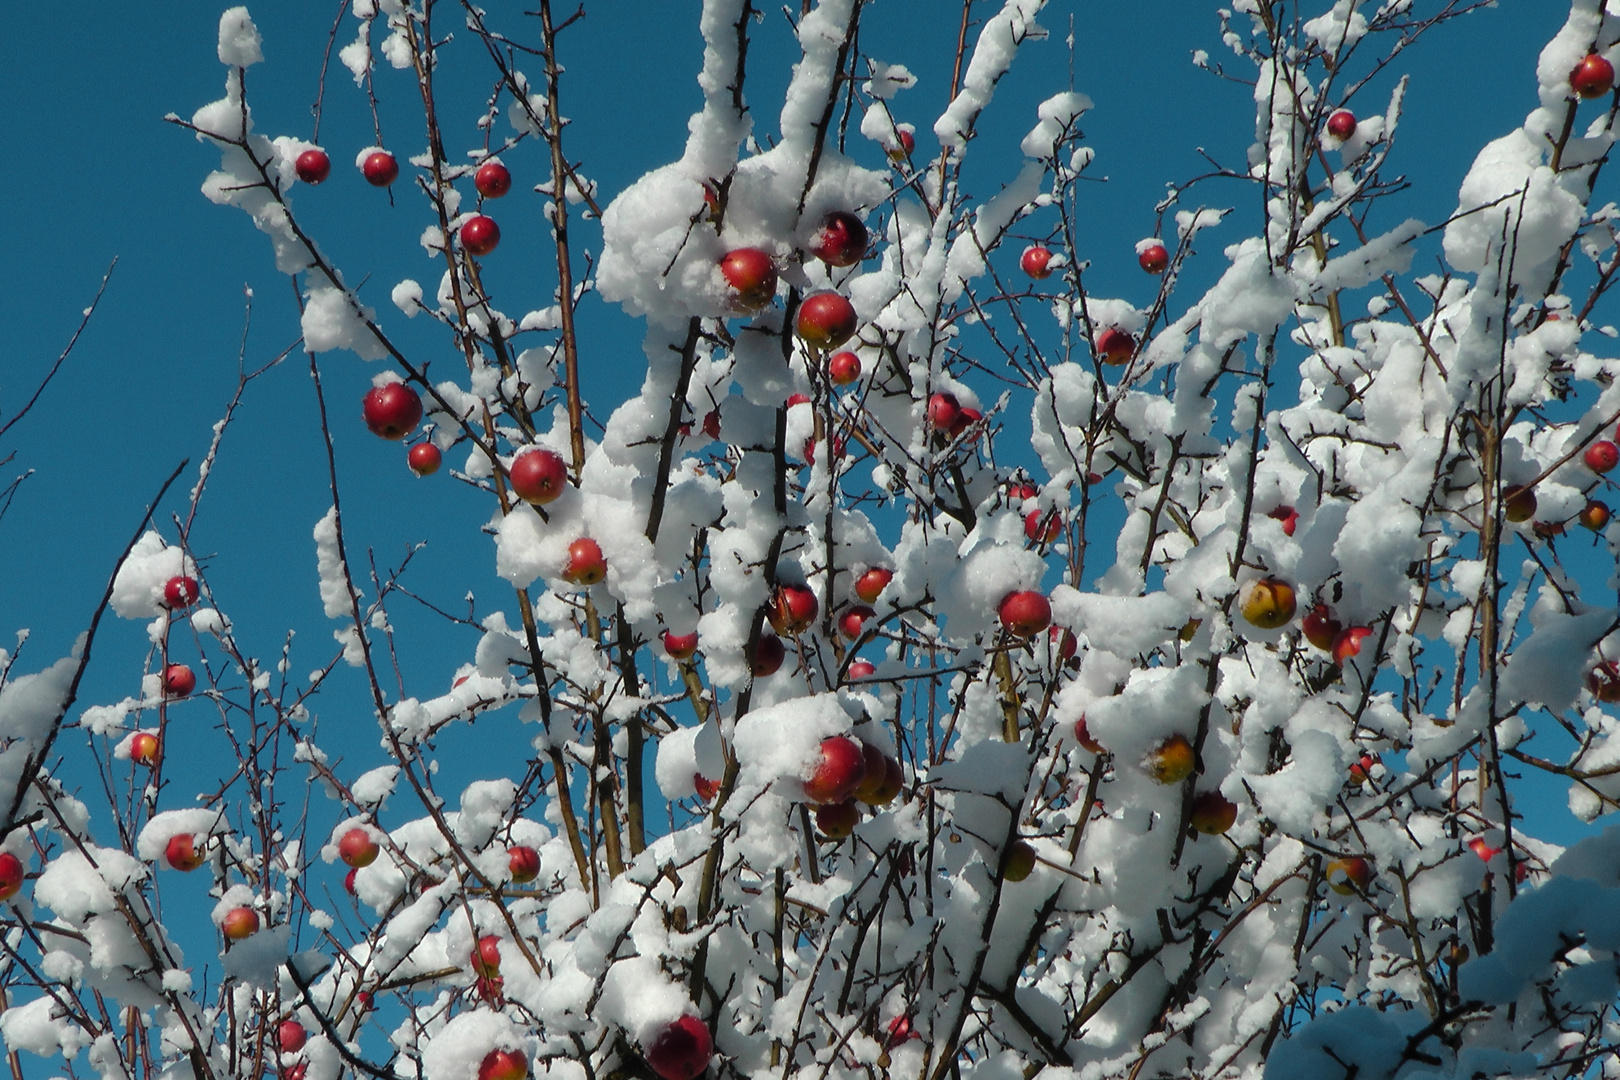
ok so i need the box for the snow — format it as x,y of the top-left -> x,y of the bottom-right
934,0 -> 1048,155
216,8 -> 263,67
110,532 -> 194,619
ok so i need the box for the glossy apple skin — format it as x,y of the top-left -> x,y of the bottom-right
131,732 -> 162,766
475,160 -> 512,198
363,383 -> 423,440
1327,856 -> 1374,895
166,833 -> 205,871
1003,840 -> 1036,882
662,630 -> 699,660
1145,734 -> 1195,785
1025,509 -> 1061,543
1325,109 -> 1357,139
1581,499 -> 1611,530
1048,626 -> 1076,661
408,443 -> 442,476
809,211 -> 868,268
1586,439 -> 1619,472
163,664 -> 196,697
646,1016 -> 713,1080
461,215 -> 501,256
828,351 -> 861,385
1020,246 -> 1053,279
1572,53 -> 1615,99
362,150 -> 399,186
278,1020 -> 308,1053
1332,625 -> 1373,664
927,392 -> 961,431
509,448 -> 568,504
563,538 -> 607,586
339,828 -> 380,868
1267,504 -> 1298,536
795,292 -> 859,350
803,736 -> 867,804
846,660 -> 876,680
839,606 -> 874,640
1239,578 -> 1297,629
0,853 -> 24,901
864,757 -> 903,805
164,575 -> 200,609
815,799 -> 860,839
1074,716 -> 1104,754
478,1049 -> 528,1080
1301,604 -> 1342,651
1503,485 -> 1537,522
693,774 -> 720,801
720,248 -> 778,311
472,935 -> 503,977
949,407 -> 982,437
767,585 -> 818,635
1348,752 -> 1379,785
751,634 -> 785,677
854,567 -> 893,604
887,129 -> 915,160
222,906 -> 260,940
508,845 -> 541,884
998,591 -> 1052,638
1095,328 -> 1135,365
1189,791 -> 1238,835
1138,243 -> 1169,273
295,148 -> 331,184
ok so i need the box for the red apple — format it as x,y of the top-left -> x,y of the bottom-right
1020,246 -> 1054,280
0,853 -> 24,901
163,663 -> 196,698
1006,482 -> 1038,503
1145,734 -> 1195,784
1003,840 -> 1037,882
998,591 -> 1052,638
810,211 -> 869,268
839,606 -> 874,640
885,1015 -> 917,1046
1047,625 -> 1076,661
701,409 -> 722,440
887,129 -> 915,161
356,991 -> 374,1012
796,292 -> 858,350
1572,53 -> 1615,99
472,935 -> 502,978
1025,509 -> 1061,543
662,630 -> 699,660
222,906 -> 260,940
1586,439 -> 1619,472
363,383 -> 423,440
785,393 -> 811,408
768,585 -> 818,635
1581,499 -> 1611,530
344,868 -> 357,894
828,351 -> 861,386
165,833 -> 205,872
1239,578 -> 1296,629
1267,504 -> 1299,536
408,443 -> 442,476
693,774 -> 720,802
803,735 -> 867,804
1348,752 -> 1378,785
1504,485 -> 1537,523
361,150 -> 398,186
509,448 -> 568,504
863,757 -> 903,805
927,392 -> 961,431
851,742 -> 887,802
1094,328 -> 1135,365
1467,836 -> 1501,862
949,407 -> 982,438
163,575 -> 200,610
1325,109 -> 1357,140
339,828 -> 379,869
278,1019 -> 308,1053
720,248 -> 778,312
815,799 -> 860,839
847,660 -> 876,679
460,215 -> 501,256
1074,715 -> 1104,754
751,634 -> 785,678
1301,604 -> 1342,651
1332,625 -> 1373,664
479,1049 -> 528,1080
1189,791 -> 1238,835
562,538 -> 607,586
283,1063 -> 308,1080
644,1015 -> 712,1080
1138,242 -> 1169,274
295,148 -> 331,185
131,732 -> 161,766
1326,856 -> 1374,895
475,160 -> 512,198
508,845 -> 540,884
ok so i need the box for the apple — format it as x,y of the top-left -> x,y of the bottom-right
1138,242 -> 1169,274
828,351 -> 861,385
562,538 -> 607,586
885,1015 -> 917,1046
851,742 -> 887,801
222,906 -> 260,940
283,1064 -> 308,1080
460,215 -> 501,256
1266,504 -> 1298,536
1189,791 -> 1238,835
927,392 -> 962,431
295,148 -> 331,184
163,575 -> 200,610
1572,53 -> 1615,99
472,935 -> 502,977
131,732 -> 161,766
363,382 -> 423,440
795,292 -> 859,350
1239,577 -> 1296,629
362,150 -> 399,186
356,991 -> 374,1012
693,774 -> 720,802
1074,716 -> 1104,754
1467,836 -> 1502,861
339,828 -> 380,868
163,663 -> 196,697
1025,508 -> 1061,543
279,1019 -> 308,1053
644,1015 -> 713,1080
854,567 -> 893,604
803,735 -> 867,804
839,605 -> 874,640
166,833 -> 205,871
508,845 -> 541,884
0,853 -> 24,901
949,407 -> 983,438
887,129 -> 915,161
1006,481 -> 1038,503
847,660 -> 876,679
1020,246 -> 1054,280
815,799 -> 860,839
768,584 -> 818,635
1332,625 -> 1373,664
863,757 -> 903,805
1581,499 -> 1611,530
1301,604 -> 1342,651
809,211 -> 868,268
1003,840 -> 1036,882
663,630 -> 699,660
1586,439 -> 1619,472
1145,734 -> 1195,785
1503,485 -> 1536,522
701,410 -> 722,440
1094,328 -> 1135,365
1047,626 -> 1076,661
785,393 -> 811,409
1326,856 -> 1374,895
1348,752 -> 1378,785
475,160 -> 512,198
1589,661 -> 1620,702
720,248 -> 778,312
998,591 -> 1051,638
479,1049 -> 528,1080
344,868 -> 357,894
1325,109 -> 1357,140
508,448 -> 568,504
751,634 -> 785,677
408,443 -> 442,476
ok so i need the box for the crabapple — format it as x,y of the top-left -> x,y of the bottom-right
460,215 -> 501,256
0,853 -> 23,901
815,799 -> 859,839
1504,485 -> 1537,522
998,591 -> 1051,637
1301,604 -> 1342,651
1267,504 -> 1298,536
166,834 -> 205,871
508,845 -> 540,884
363,383 -> 422,439
1020,246 -> 1053,279
803,736 -> 866,804
339,828 -> 379,868
509,448 -> 568,504
751,634 -> 785,677
662,630 -> 699,660
809,211 -> 868,268
1094,327 -> 1134,365
1138,242 -> 1169,273
828,351 -> 861,385
361,150 -> 399,186
1003,840 -> 1037,882
408,442 -> 442,476
1572,53 -> 1615,99
472,935 -> 503,978
163,575 -> 200,609
295,148 -> 331,184
1239,578 -> 1297,629
854,567 -> 893,604
479,1050 -> 528,1080
645,1016 -> 713,1080
768,584 -> 818,635
1145,734 -> 1195,785
795,292 -> 858,350
221,907 -> 260,940
1586,439 -> 1618,472
1189,791 -> 1238,835
720,248 -> 777,312
1581,499 -> 1611,530
131,732 -> 161,766
1325,109 -> 1356,139
278,1020 -> 307,1053
839,605 -> 874,639
1327,856 -> 1374,895
163,663 -> 195,697
1332,625 -> 1373,664
846,660 -> 876,679
474,160 -> 512,198
562,538 -> 607,585
927,392 -> 961,431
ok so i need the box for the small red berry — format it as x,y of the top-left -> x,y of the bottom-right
475,160 -> 512,198
408,443 -> 442,476
363,383 -> 423,440
1137,242 -> 1169,273
460,215 -> 501,256
296,149 -> 331,185
1585,439 -> 1619,473
362,150 -> 399,187
1021,246 -> 1054,279
163,664 -> 196,697
163,576 -> 200,610
1325,109 -> 1357,140
1572,53 -> 1615,99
